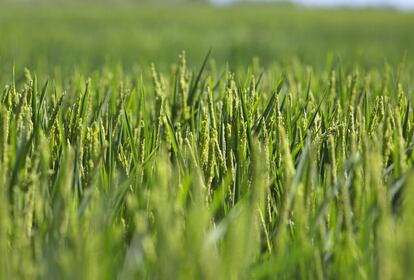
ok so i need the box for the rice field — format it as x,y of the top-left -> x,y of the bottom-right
1,3 -> 414,279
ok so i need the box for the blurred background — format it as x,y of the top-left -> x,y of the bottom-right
214,0 -> 414,9
0,0 -> 413,73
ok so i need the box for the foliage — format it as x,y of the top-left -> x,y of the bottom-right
0,4 -> 414,74
1,3 -> 414,279
1,51 -> 414,278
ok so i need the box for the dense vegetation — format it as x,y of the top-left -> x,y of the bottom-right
1,3 -> 414,279
1,3 -> 414,72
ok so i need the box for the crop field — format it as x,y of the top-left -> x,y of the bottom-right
1,2 -> 414,279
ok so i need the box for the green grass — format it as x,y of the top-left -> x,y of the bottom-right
1,3 -> 414,72
1,3 -> 414,279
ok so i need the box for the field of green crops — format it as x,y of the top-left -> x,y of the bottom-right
1,2 -> 414,279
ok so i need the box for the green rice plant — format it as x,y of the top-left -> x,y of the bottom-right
0,52 -> 414,279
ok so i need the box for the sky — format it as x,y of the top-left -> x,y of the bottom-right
210,0 -> 414,9
296,0 -> 414,9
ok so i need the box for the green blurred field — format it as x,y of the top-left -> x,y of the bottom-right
1,3 -> 414,72
2,3 -> 414,279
